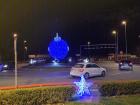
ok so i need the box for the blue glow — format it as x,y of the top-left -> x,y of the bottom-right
74,75 -> 92,96
52,60 -> 59,66
48,33 -> 69,60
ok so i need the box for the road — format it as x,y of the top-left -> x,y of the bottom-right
0,61 -> 140,86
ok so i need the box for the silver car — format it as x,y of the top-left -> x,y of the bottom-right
119,60 -> 133,70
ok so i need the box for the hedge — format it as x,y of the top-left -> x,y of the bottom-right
99,81 -> 140,96
0,86 -> 75,105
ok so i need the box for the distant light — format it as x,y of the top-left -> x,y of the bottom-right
122,20 -> 127,25
84,58 -> 89,63
24,40 -> 27,43
24,46 -> 28,50
112,30 -> 117,35
13,33 -> 18,38
68,57 -> 72,62
3,64 -> 8,68
29,59 -> 36,64
87,41 -> 91,45
52,60 -> 59,66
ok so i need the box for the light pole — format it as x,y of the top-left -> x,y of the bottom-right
24,40 -> 28,61
112,30 -> 119,61
87,41 -> 91,59
13,33 -> 18,88
121,20 -> 128,60
80,45 -> 82,59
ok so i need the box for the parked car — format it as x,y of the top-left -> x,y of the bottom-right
0,64 -> 4,71
70,63 -> 106,79
119,60 -> 133,70
2,61 -> 15,70
29,58 -> 46,65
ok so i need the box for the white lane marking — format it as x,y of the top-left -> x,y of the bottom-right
111,71 -> 132,76
2,70 -> 8,73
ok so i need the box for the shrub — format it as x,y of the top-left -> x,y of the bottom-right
99,81 -> 140,96
0,86 -> 75,105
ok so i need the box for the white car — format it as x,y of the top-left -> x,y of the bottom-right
70,63 -> 106,79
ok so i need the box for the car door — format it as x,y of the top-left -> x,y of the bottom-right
90,64 -> 101,76
92,64 -> 102,75
86,64 -> 97,76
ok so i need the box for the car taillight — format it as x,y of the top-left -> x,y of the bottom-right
79,68 -> 84,72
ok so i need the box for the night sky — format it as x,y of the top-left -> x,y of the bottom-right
0,0 -> 140,60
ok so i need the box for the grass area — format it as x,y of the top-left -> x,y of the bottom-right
65,95 -> 140,105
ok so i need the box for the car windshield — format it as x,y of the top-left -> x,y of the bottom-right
121,60 -> 131,63
74,64 -> 84,68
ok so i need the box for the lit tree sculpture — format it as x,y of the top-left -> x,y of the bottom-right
74,75 -> 92,96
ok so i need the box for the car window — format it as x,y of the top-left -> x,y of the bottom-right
86,64 -> 100,68
91,64 -> 100,68
74,64 -> 84,68
121,60 -> 131,63
86,64 -> 92,68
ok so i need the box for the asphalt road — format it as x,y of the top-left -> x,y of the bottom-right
0,61 -> 140,86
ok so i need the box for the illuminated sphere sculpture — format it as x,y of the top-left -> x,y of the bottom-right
48,33 -> 69,60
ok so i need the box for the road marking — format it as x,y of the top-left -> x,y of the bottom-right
111,71 -> 132,76
2,70 -> 8,73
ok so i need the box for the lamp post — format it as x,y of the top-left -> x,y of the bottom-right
87,41 -> 91,59
24,40 -> 28,61
13,33 -> 18,88
121,20 -> 128,60
80,45 -> 82,59
112,30 -> 119,61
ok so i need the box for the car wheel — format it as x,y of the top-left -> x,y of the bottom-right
70,75 -> 75,78
130,67 -> 133,71
84,73 -> 90,79
101,71 -> 105,77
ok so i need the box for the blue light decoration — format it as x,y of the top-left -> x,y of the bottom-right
74,75 -> 92,96
48,33 -> 69,60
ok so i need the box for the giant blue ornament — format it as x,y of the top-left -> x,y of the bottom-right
48,33 -> 69,60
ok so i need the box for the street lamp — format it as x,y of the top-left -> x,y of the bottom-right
112,30 -> 119,61
13,33 -> 18,88
80,45 -> 82,59
24,40 -> 28,61
121,20 -> 128,60
87,41 -> 91,59
24,40 -> 27,44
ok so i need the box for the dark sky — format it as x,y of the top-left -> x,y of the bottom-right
1,0 -> 140,60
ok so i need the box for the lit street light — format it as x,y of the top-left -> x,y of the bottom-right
24,46 -> 28,52
121,20 -> 128,60
24,40 -> 27,43
112,30 -> 119,61
79,41 -> 91,59
13,33 -> 18,88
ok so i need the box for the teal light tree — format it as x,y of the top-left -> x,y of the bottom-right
74,75 -> 92,96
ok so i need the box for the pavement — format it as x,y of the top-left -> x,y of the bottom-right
0,61 -> 140,87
